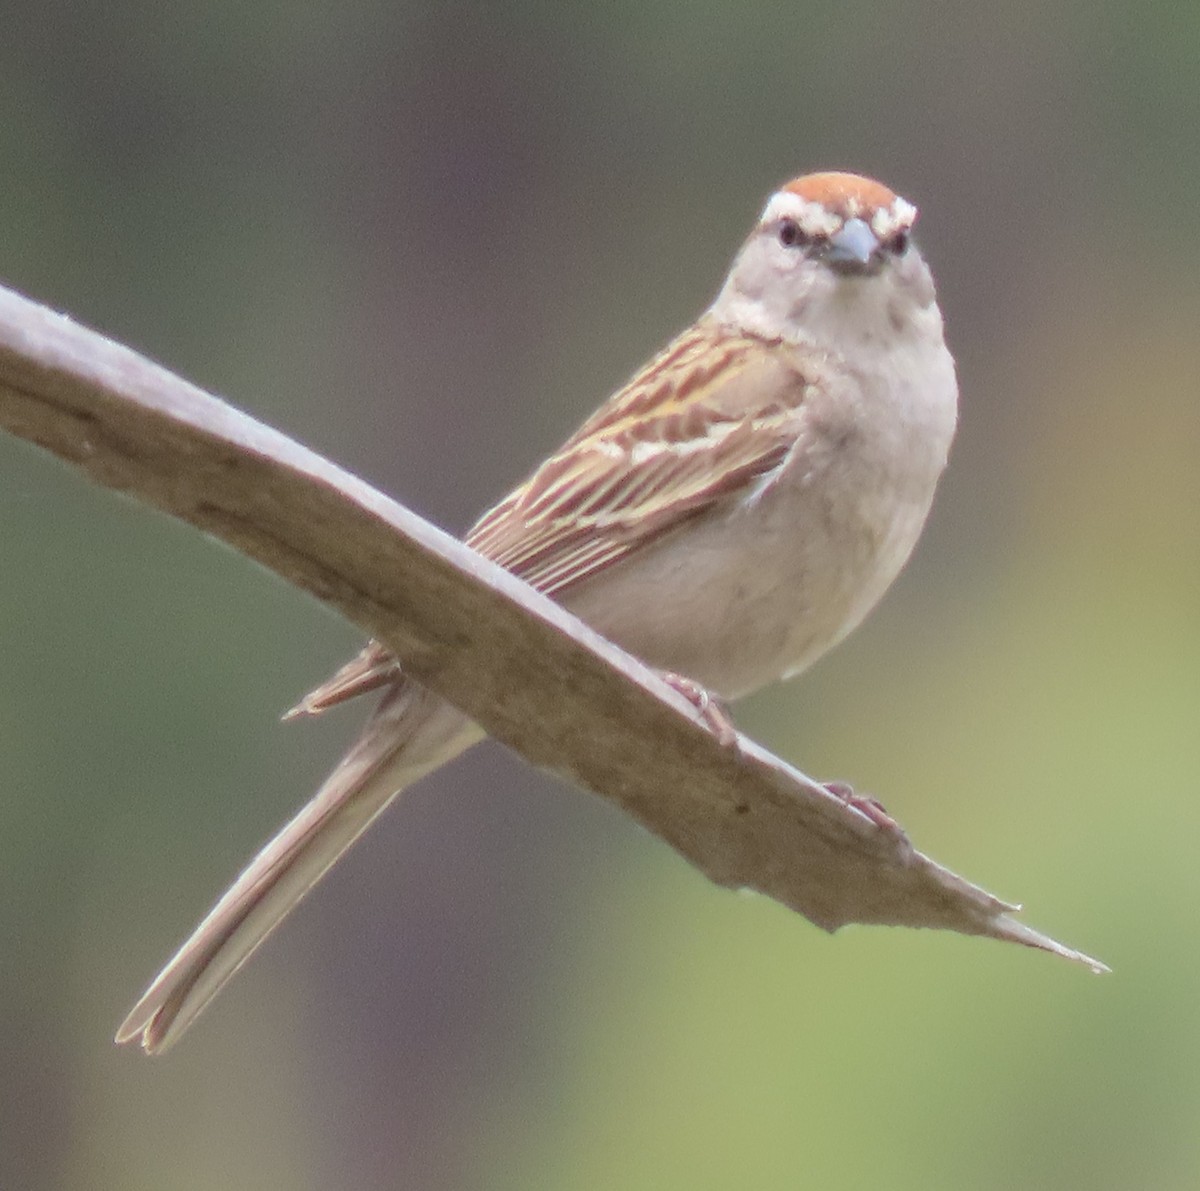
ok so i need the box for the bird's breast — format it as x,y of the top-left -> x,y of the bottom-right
563,341 -> 957,701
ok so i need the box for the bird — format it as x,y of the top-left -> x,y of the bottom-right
116,170 -> 959,1053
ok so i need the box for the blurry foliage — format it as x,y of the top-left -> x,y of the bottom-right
1,2 -> 1197,1189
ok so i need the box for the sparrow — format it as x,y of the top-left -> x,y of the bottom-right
117,171 -> 958,1052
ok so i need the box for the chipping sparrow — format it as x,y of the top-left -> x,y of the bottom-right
117,171 -> 958,1052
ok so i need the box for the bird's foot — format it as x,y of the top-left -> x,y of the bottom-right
823,780 -> 904,834
659,672 -> 738,748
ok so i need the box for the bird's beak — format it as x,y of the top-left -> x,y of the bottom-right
827,218 -> 880,269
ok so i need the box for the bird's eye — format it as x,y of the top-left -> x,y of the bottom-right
778,219 -> 809,249
887,230 -> 910,255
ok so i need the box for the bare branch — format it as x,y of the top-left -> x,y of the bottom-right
0,283 -> 1106,971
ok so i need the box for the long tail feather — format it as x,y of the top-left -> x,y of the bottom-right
116,684 -> 481,1054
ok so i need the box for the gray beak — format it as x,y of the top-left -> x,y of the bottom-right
827,217 -> 880,267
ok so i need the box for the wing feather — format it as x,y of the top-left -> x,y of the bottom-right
467,319 -> 815,596
295,319 -> 817,712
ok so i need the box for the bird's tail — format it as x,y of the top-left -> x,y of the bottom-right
115,683 -> 482,1054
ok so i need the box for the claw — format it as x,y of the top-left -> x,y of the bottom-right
659,672 -> 738,747
823,780 -> 904,835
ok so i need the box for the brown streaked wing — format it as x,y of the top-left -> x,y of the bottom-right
467,321 -> 814,598
290,324 -> 815,714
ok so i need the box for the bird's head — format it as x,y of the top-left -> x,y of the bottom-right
715,171 -> 939,353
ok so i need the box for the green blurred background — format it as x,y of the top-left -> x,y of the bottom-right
1,2 -> 1197,1188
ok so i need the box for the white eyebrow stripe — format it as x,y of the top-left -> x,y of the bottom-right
761,190 -> 918,240
760,191 -> 841,237
871,197 -> 917,238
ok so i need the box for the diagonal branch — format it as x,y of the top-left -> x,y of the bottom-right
0,282 -> 1106,971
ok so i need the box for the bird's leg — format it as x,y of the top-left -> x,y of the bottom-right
822,780 -> 904,834
658,672 -> 738,748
